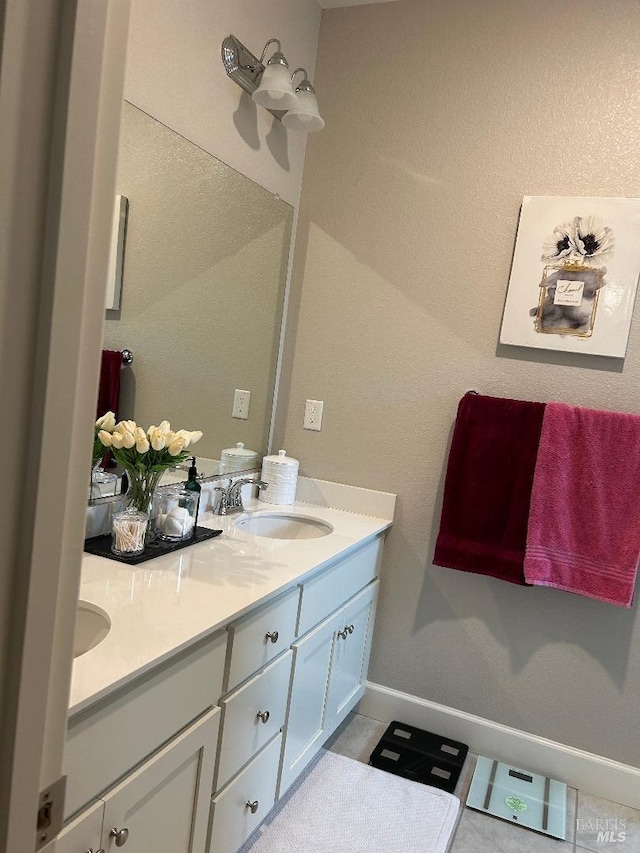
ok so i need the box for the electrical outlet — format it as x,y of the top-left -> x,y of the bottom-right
303,399 -> 324,431
232,389 -> 251,419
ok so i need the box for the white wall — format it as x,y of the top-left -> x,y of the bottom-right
124,0 -> 322,206
276,0 -> 640,767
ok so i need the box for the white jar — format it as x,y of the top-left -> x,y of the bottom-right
220,442 -> 258,474
259,450 -> 299,505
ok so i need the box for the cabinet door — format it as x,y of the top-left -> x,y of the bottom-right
100,707 -> 219,853
278,611 -> 340,797
56,801 -> 104,853
325,580 -> 379,732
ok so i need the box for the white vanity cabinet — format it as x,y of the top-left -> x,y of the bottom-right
58,708 -> 219,853
65,521 -> 389,853
279,577 -> 379,797
99,708 -> 218,852
325,580 -> 379,731
56,801 -> 104,853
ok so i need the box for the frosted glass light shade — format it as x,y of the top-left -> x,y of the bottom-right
282,90 -> 325,133
252,63 -> 297,110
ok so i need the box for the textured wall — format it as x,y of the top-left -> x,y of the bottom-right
124,0 -> 321,205
276,0 -> 640,765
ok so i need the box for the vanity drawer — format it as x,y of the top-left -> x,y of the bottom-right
225,587 -> 299,692
297,536 -> 382,636
209,733 -> 282,853
64,630 -> 226,818
216,650 -> 292,792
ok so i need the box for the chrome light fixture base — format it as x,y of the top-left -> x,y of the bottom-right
221,35 -> 287,120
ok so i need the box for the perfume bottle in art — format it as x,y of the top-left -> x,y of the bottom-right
531,215 -> 614,338
535,263 -> 605,338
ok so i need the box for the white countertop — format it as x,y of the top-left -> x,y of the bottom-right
71,487 -> 394,716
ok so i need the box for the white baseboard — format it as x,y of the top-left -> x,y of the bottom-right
359,682 -> 640,810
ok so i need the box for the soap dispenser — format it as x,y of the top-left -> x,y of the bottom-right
184,456 -> 201,532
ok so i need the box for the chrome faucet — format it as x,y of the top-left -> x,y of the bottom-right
212,478 -> 268,515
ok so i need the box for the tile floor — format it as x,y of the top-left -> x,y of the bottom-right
323,713 -> 640,852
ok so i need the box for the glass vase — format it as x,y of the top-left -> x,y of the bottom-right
123,468 -> 165,518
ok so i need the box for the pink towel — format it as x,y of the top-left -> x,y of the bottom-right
524,402 -> 640,607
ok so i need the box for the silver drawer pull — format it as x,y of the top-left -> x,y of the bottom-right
337,627 -> 348,640
256,710 -> 270,724
110,827 -> 129,847
265,631 -> 279,644
246,800 -> 259,814
347,624 -> 355,634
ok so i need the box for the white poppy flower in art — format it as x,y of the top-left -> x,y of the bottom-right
573,215 -> 615,267
541,221 -> 576,263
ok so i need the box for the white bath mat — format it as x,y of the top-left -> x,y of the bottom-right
240,749 -> 460,853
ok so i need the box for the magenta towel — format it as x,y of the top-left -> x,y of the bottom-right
524,402 -> 640,607
433,393 -> 545,585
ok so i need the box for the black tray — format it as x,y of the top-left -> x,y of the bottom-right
84,526 -> 223,565
369,721 -> 468,793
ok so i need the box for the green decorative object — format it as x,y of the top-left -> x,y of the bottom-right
505,796 -> 528,813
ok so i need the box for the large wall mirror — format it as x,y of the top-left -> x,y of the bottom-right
101,101 -> 293,484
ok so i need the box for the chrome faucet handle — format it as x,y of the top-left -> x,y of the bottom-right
212,479 -> 232,516
228,478 -> 268,511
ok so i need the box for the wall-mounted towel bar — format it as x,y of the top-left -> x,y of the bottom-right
121,348 -> 133,366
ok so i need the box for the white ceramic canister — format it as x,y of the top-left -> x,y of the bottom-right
259,449 -> 299,505
220,442 -> 259,474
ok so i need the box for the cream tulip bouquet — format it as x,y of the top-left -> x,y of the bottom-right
94,412 -> 203,514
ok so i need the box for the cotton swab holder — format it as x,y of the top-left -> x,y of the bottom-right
111,507 -> 148,556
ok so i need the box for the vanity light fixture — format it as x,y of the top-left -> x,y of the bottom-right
251,39 -> 297,110
221,34 -> 325,133
282,68 -> 325,133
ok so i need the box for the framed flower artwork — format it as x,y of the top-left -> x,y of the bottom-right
499,196 -> 640,358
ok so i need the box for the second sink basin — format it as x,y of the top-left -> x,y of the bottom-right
235,512 -> 333,540
74,600 -> 111,658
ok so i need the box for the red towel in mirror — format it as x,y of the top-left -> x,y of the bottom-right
433,393 -> 545,585
97,350 -> 121,420
96,350 -> 121,468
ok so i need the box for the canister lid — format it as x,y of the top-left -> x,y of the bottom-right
262,449 -> 299,466
221,442 -> 257,458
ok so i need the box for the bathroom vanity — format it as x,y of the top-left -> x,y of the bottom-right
60,480 -> 394,853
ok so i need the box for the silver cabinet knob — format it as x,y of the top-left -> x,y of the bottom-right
85,849 -> 105,852
256,710 -> 270,724
337,627 -> 348,640
246,800 -> 259,814
109,827 -> 129,847
265,631 -> 279,644
347,624 -> 355,634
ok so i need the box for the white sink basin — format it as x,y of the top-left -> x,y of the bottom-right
74,600 -> 111,658
235,512 -> 333,540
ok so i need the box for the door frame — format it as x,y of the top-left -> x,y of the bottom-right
0,1 -> 130,849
